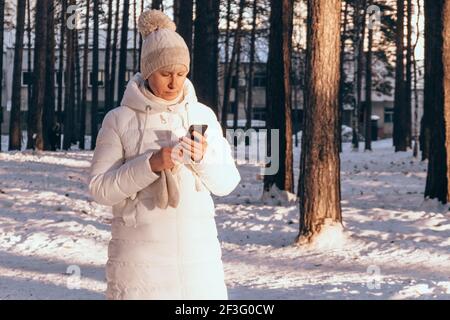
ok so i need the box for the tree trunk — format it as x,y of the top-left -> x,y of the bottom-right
394,0 -> 408,151
297,0 -> 342,243
79,0 -> 90,150
28,0 -> 48,150
443,0 -> 450,203
263,0 -> 294,193
224,0 -> 231,80
57,0 -> 66,140
63,0 -> 75,150
90,0 -> 100,150
26,0 -> 32,142
405,0 -> 413,149
193,0 -> 220,116
421,0 -> 434,160
8,0 -> 26,151
0,0 -> 4,151
74,29 -> 82,145
220,0 -> 245,130
351,0 -> 364,151
424,0 -> 449,203
151,0 -> 162,10
233,31 -> 243,131
173,0 -> 180,26
138,0 -> 144,71
110,0 -> 120,110
338,0 -> 350,153
364,3 -> 373,151
104,0 -> 113,112
412,0 -> 421,158
117,0 -> 130,105
355,1 -> 367,150
420,0 -> 432,160
177,0 -> 193,71
43,0 -> 57,151
133,0 -> 137,72
245,0 -> 258,131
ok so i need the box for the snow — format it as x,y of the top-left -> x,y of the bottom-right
0,137 -> 449,300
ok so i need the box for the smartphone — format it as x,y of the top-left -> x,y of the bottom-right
188,124 -> 208,141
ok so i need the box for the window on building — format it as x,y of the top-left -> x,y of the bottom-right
89,70 -> 105,87
384,107 -> 394,123
253,73 -> 266,87
253,107 -> 266,121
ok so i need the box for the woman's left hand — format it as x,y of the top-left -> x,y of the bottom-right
180,131 -> 208,163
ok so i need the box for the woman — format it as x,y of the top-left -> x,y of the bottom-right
88,10 -> 241,300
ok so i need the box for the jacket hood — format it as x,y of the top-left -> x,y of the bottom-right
120,73 -> 198,114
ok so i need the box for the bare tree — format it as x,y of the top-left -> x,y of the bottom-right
79,0 -> 90,150
0,0 -> 4,151
405,0 -> 413,148
193,0 -> 220,116
104,0 -> 113,112
43,0 -> 57,150
364,0 -> 374,151
412,0 -> 421,158
28,0 -> 48,150
263,0 -> 294,193
173,0 -> 180,25
351,0 -> 366,151
74,29 -> 82,146
26,0 -> 32,137
245,0 -> 258,131
117,0 -> 130,105
232,1 -> 245,131
393,0 -> 408,151
224,0 -> 231,80
90,0 -> 100,150
133,0 -> 138,72
424,0 -> 450,203
109,0 -> 120,111
177,0 -> 193,68
443,0 -> 450,203
221,0 -> 245,130
138,0 -> 144,70
296,0 -> 342,244
57,0 -> 66,142
151,0 -> 163,10
63,0 -> 76,150
8,0 -> 27,151
338,0 -> 350,153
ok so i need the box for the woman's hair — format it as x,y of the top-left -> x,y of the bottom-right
156,64 -> 188,74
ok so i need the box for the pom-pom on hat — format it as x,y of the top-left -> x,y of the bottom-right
138,10 -> 190,80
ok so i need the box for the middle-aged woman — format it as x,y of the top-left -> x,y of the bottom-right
88,10 -> 241,299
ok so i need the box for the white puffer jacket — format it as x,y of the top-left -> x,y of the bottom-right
88,74 -> 241,300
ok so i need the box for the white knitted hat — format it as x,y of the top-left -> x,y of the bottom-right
138,10 -> 190,80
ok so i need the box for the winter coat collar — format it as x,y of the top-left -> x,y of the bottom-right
120,73 -> 198,115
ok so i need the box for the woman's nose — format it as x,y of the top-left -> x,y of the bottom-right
169,76 -> 181,89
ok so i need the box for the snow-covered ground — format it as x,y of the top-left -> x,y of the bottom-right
0,137 -> 449,299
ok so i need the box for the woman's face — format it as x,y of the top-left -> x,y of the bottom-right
147,64 -> 188,101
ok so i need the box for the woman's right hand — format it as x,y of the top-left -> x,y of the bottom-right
149,147 -> 180,173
